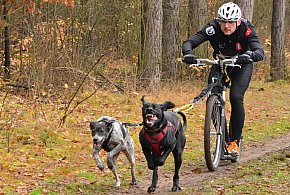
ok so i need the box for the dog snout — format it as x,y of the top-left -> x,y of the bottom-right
93,138 -> 100,144
92,136 -> 102,145
145,107 -> 153,113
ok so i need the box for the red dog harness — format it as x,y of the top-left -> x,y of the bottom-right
144,121 -> 177,156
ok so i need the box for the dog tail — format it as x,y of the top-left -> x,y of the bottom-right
177,111 -> 187,131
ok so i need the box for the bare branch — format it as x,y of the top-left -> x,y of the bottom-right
59,54 -> 105,128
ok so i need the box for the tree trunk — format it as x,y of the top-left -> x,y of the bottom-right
270,0 -> 286,80
188,0 -> 209,58
140,0 -> 163,91
3,2 -> 11,80
234,0 -> 254,22
162,0 -> 181,80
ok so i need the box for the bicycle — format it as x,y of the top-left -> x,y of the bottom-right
181,55 -> 244,171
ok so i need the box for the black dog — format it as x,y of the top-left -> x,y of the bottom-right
139,96 -> 187,193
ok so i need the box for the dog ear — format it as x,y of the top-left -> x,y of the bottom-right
106,120 -> 115,130
90,122 -> 96,130
141,95 -> 146,105
161,101 -> 175,110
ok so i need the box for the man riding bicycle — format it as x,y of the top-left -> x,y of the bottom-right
182,2 -> 264,156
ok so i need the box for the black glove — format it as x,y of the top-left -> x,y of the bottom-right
183,54 -> 197,64
236,51 -> 253,64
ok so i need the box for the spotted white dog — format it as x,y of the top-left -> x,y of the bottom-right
90,116 -> 137,187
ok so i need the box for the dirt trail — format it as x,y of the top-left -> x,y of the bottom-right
118,131 -> 290,194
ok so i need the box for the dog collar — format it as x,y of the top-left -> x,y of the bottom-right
144,118 -> 168,135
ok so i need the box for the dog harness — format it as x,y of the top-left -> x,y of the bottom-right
144,121 -> 177,156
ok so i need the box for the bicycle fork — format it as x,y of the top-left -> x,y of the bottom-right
220,86 -> 239,160
220,86 -> 228,160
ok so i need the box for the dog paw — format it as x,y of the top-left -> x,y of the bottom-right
147,186 -> 156,193
171,185 -> 181,192
97,164 -> 104,171
154,157 -> 165,166
130,179 -> 137,186
115,181 -> 121,188
148,164 -> 155,170
147,161 -> 156,170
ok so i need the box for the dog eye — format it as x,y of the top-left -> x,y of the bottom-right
95,128 -> 105,134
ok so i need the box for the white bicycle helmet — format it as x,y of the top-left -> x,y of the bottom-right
217,2 -> 241,21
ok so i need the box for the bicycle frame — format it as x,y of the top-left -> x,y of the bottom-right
188,56 -> 242,171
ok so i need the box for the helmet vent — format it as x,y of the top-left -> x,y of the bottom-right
217,2 -> 241,21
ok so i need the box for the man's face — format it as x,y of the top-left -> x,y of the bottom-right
219,19 -> 240,35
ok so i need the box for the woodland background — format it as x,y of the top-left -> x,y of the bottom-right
0,0 -> 289,96
0,0 -> 289,194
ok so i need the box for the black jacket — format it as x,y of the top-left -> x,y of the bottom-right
182,19 -> 264,62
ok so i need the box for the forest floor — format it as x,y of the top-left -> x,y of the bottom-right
0,80 -> 289,194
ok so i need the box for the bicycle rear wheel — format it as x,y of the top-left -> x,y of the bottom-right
204,95 -> 224,171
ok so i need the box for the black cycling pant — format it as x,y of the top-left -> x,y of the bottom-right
208,62 -> 253,141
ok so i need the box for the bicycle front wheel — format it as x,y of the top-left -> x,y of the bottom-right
204,95 -> 224,171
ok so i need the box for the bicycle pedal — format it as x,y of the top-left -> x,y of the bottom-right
222,155 -> 232,160
229,151 -> 240,157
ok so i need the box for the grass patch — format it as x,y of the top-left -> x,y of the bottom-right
189,149 -> 290,194
0,81 -> 289,194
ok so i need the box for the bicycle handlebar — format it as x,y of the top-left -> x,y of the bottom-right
189,58 -> 241,69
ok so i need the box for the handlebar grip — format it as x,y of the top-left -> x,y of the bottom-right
189,63 -> 205,67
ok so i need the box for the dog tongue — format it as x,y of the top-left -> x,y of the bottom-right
94,142 -> 102,148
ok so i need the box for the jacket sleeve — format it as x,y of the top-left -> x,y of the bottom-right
246,23 -> 264,62
182,25 -> 210,55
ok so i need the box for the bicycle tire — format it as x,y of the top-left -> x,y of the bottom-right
204,95 -> 224,171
